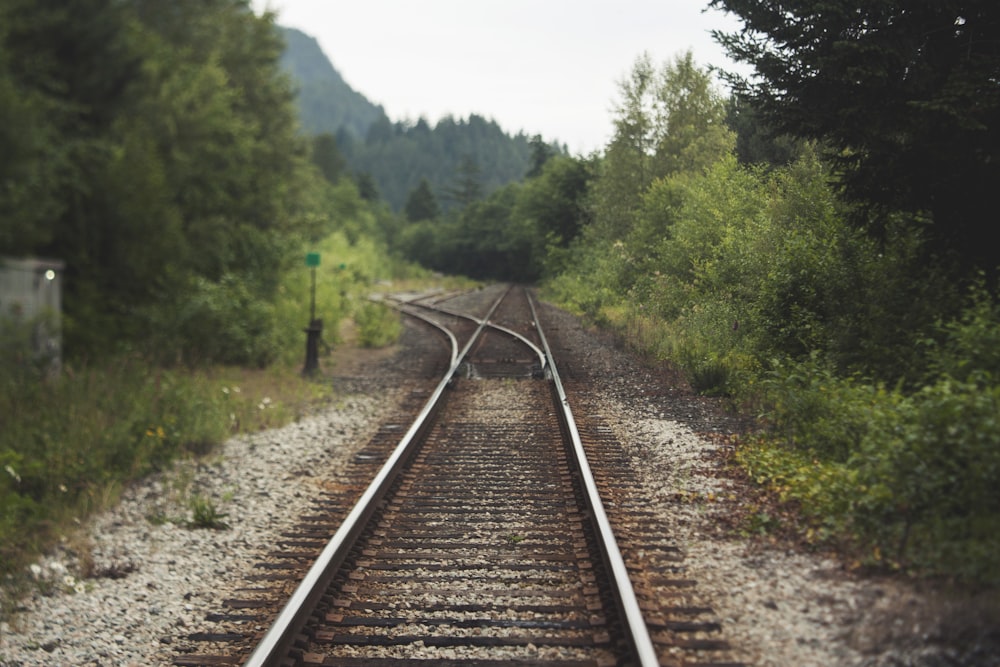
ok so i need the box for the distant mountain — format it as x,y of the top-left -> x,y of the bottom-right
277,26 -> 550,212
278,27 -> 387,138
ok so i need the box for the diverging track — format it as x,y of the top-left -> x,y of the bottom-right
176,285 -> 739,667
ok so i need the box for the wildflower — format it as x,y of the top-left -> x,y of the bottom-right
59,484 -> 68,493
5,464 -> 20,483
222,386 -> 230,395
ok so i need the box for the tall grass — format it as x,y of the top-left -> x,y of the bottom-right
0,340 -> 329,577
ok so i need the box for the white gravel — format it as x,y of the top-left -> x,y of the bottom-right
0,395 -> 390,667
2,298 -> 997,667
594,389 -> 1000,667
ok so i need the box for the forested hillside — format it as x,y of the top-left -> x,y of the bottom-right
278,27 -> 388,140
341,114 -> 540,212
277,27 -> 547,212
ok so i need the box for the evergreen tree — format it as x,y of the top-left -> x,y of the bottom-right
404,178 -> 440,222
443,156 -> 484,207
0,0 -> 311,361
591,51 -> 729,242
311,133 -> 346,184
355,172 -> 379,202
711,0 -> 1000,273
526,134 -> 555,178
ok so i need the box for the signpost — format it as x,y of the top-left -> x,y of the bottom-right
303,252 -> 322,376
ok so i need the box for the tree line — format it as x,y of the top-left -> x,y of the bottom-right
276,26 -> 547,214
0,0 -> 392,365
396,3 -> 1000,581
2,0 -> 998,582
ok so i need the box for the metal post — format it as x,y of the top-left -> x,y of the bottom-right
302,255 -> 322,376
302,317 -> 322,376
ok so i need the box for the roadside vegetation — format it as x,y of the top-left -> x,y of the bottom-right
0,0 -> 426,578
393,8 -> 1000,582
3,0 -> 998,588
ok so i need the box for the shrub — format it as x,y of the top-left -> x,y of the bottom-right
0,357 -> 272,575
171,274 -> 281,367
354,301 -> 402,348
749,305 -> 1000,580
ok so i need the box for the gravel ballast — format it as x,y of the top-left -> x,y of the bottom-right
2,296 -> 998,666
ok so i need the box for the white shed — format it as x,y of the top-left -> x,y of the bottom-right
0,256 -> 66,371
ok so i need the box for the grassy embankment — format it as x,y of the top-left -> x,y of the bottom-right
1,230 -> 469,586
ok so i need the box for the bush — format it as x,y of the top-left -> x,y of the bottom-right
746,292 -> 1000,581
0,354 -> 305,576
170,274 -> 281,367
354,301 -> 402,348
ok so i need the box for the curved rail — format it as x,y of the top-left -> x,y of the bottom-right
242,290 -> 507,667
390,300 -> 461,369
527,290 -> 660,667
243,286 -> 656,666
398,294 -> 548,373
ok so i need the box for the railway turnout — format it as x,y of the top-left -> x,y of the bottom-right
173,285 -> 739,667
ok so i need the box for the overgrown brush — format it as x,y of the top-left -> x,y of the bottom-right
743,287 -> 1000,581
354,301 -> 402,348
543,143 -> 1000,582
0,339 -> 324,576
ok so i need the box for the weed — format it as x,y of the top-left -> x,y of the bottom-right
186,495 -> 230,530
354,301 -> 402,348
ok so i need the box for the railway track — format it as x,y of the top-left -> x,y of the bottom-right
174,285 -> 740,667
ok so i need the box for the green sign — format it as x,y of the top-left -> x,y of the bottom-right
305,252 -> 321,267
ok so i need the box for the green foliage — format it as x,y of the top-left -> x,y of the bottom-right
710,0 -> 1000,273
543,44 -> 999,581
589,51 -> 731,244
404,178 -> 440,223
746,356 -> 1000,580
394,154 -> 592,284
760,355 -> 895,462
311,133 -> 347,184
925,280 -> 1000,383
0,0 -> 311,362
0,334 -> 339,575
515,155 -> 592,264
0,354 -> 225,573
354,301 -> 402,348
340,113 -> 543,213
186,495 -> 230,530
150,274 -> 283,368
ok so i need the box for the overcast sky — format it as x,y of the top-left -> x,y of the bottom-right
251,0 -> 745,155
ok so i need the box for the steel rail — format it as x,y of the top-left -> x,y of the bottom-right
390,301 -> 460,369
242,290 -> 507,667
527,289 -> 661,667
401,297 -> 548,373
